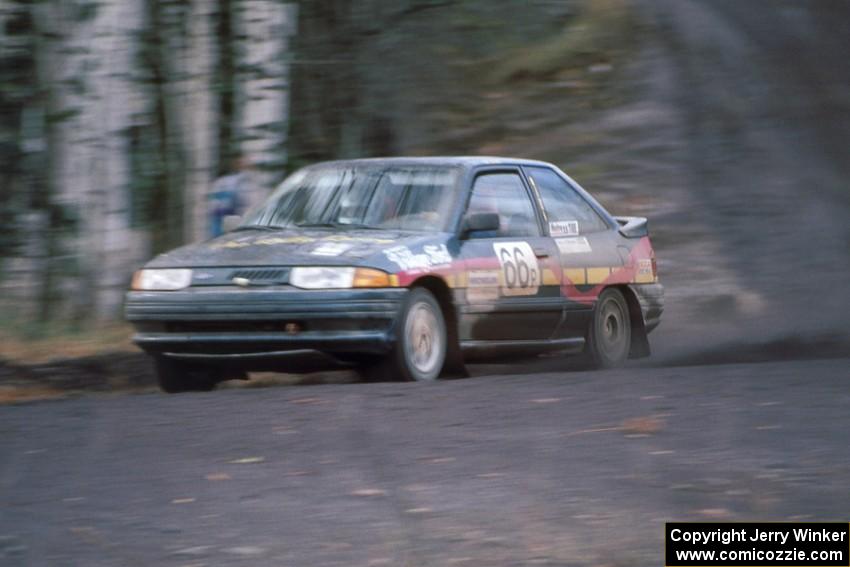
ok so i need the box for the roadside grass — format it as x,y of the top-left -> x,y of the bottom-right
0,319 -> 135,365
0,385 -> 66,404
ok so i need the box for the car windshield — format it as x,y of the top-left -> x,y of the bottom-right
243,164 -> 461,232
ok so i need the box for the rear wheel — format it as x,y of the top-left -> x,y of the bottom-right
585,288 -> 631,368
154,356 -> 220,393
368,288 -> 447,382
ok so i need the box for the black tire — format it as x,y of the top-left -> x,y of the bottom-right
585,288 -> 632,369
154,356 -> 219,393
372,288 -> 448,382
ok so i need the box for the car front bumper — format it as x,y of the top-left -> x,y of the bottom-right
125,287 -> 408,361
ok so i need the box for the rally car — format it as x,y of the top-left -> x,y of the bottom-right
126,157 -> 664,392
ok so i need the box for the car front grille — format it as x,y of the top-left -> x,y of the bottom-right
228,269 -> 287,283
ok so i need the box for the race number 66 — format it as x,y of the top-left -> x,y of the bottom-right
493,242 -> 540,295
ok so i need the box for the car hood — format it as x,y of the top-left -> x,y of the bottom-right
145,227 -> 450,269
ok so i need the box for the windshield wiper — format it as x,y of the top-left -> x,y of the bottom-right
338,223 -> 381,230
298,221 -> 386,230
232,224 -> 280,232
295,222 -> 340,228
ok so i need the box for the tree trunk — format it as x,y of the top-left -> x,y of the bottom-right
181,0 -> 219,243
232,0 -> 297,200
35,0 -> 148,321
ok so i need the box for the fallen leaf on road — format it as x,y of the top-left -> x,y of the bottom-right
289,397 -> 327,405
171,498 -> 196,504
621,416 -> 665,435
405,507 -> 432,514
417,456 -> 456,464
697,508 -> 731,518
427,457 -> 456,464
205,473 -> 231,481
351,488 -> 386,497
272,427 -> 298,435
225,546 -> 266,556
563,426 -> 620,437
228,457 -> 265,464
530,398 -> 561,404
172,545 -> 212,556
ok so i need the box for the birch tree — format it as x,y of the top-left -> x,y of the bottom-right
232,0 -> 297,200
180,0 -> 219,243
35,0 -> 149,320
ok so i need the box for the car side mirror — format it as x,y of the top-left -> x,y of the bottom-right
461,212 -> 500,238
222,215 -> 243,233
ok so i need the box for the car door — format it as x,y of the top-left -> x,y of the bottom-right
456,168 -> 564,341
522,165 -> 622,339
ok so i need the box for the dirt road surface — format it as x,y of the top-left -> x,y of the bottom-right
1,358 -> 849,566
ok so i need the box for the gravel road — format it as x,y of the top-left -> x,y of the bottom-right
2,358 -> 849,566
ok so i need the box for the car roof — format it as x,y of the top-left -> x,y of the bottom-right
305,156 -> 557,170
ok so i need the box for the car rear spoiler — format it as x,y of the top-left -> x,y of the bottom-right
614,216 -> 649,238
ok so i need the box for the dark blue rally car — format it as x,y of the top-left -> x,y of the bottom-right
126,157 -> 663,392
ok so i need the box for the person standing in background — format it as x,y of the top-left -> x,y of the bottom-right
208,156 -> 260,237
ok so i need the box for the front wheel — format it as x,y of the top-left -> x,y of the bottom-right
371,288 -> 447,382
585,288 -> 632,368
154,356 -> 220,393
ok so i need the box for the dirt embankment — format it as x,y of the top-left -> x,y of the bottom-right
0,353 -> 155,402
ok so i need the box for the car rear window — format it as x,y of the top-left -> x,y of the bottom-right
524,166 -> 608,234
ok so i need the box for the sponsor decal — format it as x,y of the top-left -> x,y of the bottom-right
492,242 -> 540,296
467,287 -> 500,302
468,269 -> 500,287
634,258 -> 654,283
555,236 -> 592,255
549,220 -> 579,236
211,239 -> 252,249
466,269 -> 501,303
423,244 -> 452,265
255,236 -> 315,245
322,234 -> 395,244
383,244 -> 452,272
311,242 -> 352,256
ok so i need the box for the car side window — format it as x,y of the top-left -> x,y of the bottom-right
524,166 -> 608,234
466,172 -> 540,238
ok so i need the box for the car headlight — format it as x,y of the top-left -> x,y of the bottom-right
131,269 -> 193,291
289,267 -> 392,289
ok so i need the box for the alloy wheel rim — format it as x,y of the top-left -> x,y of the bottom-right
404,301 -> 442,377
599,299 -> 627,357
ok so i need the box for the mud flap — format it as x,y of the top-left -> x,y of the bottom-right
623,287 -> 651,359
